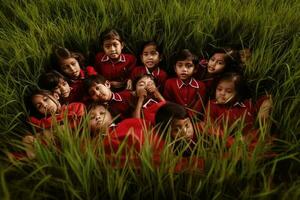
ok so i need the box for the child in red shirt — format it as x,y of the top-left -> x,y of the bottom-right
131,41 -> 168,91
204,72 -> 272,148
95,29 -> 136,91
85,75 -> 134,121
131,74 -> 166,125
163,49 -> 206,117
51,46 -> 97,102
196,48 -> 241,92
21,89 -> 85,159
38,70 -> 74,104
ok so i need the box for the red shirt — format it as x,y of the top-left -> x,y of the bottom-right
95,52 -> 136,83
163,78 -> 206,115
206,99 -> 256,133
106,90 -> 135,120
29,102 -> 86,130
131,66 -> 168,90
66,66 -> 97,103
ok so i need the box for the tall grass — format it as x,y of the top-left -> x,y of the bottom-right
1,0 -> 300,199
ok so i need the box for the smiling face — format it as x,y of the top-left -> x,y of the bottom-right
88,82 -> 112,102
215,80 -> 237,104
88,105 -> 113,135
174,59 -> 195,80
141,44 -> 160,70
53,78 -> 71,98
103,39 -> 124,60
207,53 -> 226,74
32,93 -> 61,115
170,118 -> 194,141
59,57 -> 81,79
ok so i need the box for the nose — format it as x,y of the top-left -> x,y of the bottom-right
95,115 -> 102,121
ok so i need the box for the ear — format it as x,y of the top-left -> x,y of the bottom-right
121,42 -> 125,50
104,80 -> 111,88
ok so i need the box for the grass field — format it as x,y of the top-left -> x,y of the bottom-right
1,0 -> 300,199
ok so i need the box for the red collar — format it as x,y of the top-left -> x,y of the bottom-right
176,78 -> 199,89
100,54 -> 126,63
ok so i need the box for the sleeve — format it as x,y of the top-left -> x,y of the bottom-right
86,66 -> 98,76
163,79 -> 173,101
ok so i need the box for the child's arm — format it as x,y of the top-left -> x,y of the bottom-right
132,88 -> 147,118
146,83 -> 165,102
126,79 -> 132,90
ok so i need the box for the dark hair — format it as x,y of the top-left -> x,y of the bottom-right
38,70 -> 68,91
139,40 -> 163,55
209,47 -> 241,73
131,73 -> 157,91
214,72 -> 249,102
25,89 -> 56,119
50,46 -> 85,73
84,75 -> 107,91
100,29 -> 123,44
173,49 -> 199,68
155,102 -> 189,137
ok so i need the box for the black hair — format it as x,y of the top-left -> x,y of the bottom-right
131,73 -> 158,91
213,72 -> 249,102
50,46 -> 85,74
38,70 -> 68,91
84,75 -> 107,91
25,89 -> 57,119
155,102 -> 189,137
172,49 -> 199,67
100,28 -> 123,44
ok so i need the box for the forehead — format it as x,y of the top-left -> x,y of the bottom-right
212,53 -> 226,60
90,105 -> 107,114
176,59 -> 194,64
143,44 -> 157,52
172,118 -> 191,127
137,76 -> 154,84
103,39 -> 121,45
60,57 -> 77,64
32,94 -> 48,103
217,80 -> 235,89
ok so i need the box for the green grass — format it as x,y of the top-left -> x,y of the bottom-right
1,0 -> 300,199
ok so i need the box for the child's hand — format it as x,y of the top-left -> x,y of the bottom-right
136,88 -> 147,98
126,79 -> 132,90
146,82 -> 157,94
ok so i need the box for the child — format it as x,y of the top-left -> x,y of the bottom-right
84,75 -> 134,121
131,41 -> 168,91
155,102 -> 198,157
163,49 -> 206,117
26,89 -> 85,130
22,89 -> 86,159
87,103 -> 115,137
38,70 -> 73,104
95,29 -> 136,91
205,72 -> 272,148
131,74 -> 166,124
51,46 -> 97,102
196,48 -> 241,91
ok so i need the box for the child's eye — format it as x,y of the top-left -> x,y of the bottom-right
186,64 -> 194,68
150,51 -> 158,56
100,111 -> 106,115
217,61 -> 224,65
143,53 -> 148,57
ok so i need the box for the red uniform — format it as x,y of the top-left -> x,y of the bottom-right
163,78 -> 206,116
131,66 -> 168,90
29,102 -> 86,130
105,90 -> 135,120
66,66 -> 97,103
95,52 -> 136,84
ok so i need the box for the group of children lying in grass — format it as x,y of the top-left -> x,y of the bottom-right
12,29 -> 273,169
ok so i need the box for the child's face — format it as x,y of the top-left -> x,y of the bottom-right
170,118 -> 194,140
136,76 -> 156,92
53,78 -> 71,98
59,57 -> 81,79
103,39 -> 124,60
174,59 -> 195,80
32,93 -> 61,115
88,105 -> 113,135
207,53 -> 226,74
88,82 -> 112,102
215,80 -> 237,104
141,44 -> 160,69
